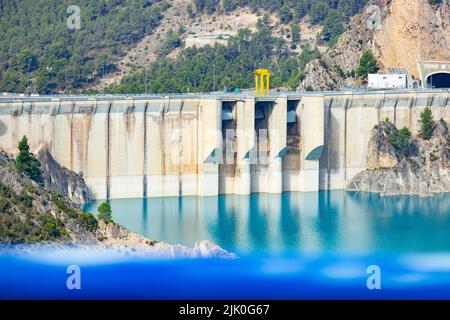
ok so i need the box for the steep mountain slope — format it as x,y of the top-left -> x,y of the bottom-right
0,0 -> 447,93
374,0 -> 450,77
96,0 -> 269,89
103,0 -> 369,93
0,0 -> 368,93
301,0 -> 450,90
0,0 -> 169,93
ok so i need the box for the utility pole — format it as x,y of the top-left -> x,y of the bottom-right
26,61 -> 30,95
101,65 -> 105,95
366,62 -> 370,89
213,64 -> 216,92
145,61 -> 148,95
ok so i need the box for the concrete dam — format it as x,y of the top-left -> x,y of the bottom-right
0,90 -> 449,200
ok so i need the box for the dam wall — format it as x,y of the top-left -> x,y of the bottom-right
0,90 -> 448,199
320,91 -> 450,190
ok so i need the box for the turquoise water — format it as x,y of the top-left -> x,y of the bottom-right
2,191 -> 450,299
84,191 -> 450,255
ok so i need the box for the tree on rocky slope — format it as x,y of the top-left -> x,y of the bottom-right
321,9 -> 345,46
388,127 -> 411,156
419,107 -> 435,140
356,51 -> 379,79
97,202 -> 113,223
15,136 -> 42,183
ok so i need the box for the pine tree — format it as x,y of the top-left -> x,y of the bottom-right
97,202 -> 113,223
419,107 -> 434,140
356,51 -> 379,78
15,136 -> 42,182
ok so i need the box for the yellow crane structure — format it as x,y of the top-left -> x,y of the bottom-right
254,69 -> 270,95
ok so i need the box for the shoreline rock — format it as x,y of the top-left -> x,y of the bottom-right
347,120 -> 450,196
1,239 -> 238,260
93,220 -> 237,259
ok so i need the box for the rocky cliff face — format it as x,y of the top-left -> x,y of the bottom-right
301,0 -> 450,90
374,0 -> 450,77
365,120 -> 399,169
301,59 -> 343,91
36,147 -> 91,206
347,120 -> 450,195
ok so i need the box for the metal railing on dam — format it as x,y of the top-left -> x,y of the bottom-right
1,88 -> 449,103
0,90 -> 448,199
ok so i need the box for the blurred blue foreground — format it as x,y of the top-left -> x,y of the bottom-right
2,251 -> 450,299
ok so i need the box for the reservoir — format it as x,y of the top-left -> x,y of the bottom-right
3,191 -> 450,299
84,191 -> 450,255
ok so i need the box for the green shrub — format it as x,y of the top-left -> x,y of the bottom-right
291,24 -> 300,42
18,191 -> 33,208
157,29 -> 181,57
44,221 -> 61,238
388,127 -> 411,155
430,153 -> 438,162
320,9 -> 345,46
79,213 -> 98,232
53,194 -> 66,211
0,197 -> 11,212
52,194 -> 77,218
38,214 -> 67,240
24,184 -> 38,195
0,182 -> 16,199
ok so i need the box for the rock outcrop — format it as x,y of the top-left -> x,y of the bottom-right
36,147 -> 91,205
365,121 -> 399,169
347,120 -> 450,195
301,59 -> 342,91
301,0 -> 450,90
93,222 -> 237,259
5,239 -> 238,260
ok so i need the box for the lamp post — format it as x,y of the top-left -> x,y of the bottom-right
213,64 -> 216,92
145,61 -> 148,95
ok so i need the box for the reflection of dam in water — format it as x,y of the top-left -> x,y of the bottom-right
0,90 -> 449,199
84,191 -> 450,253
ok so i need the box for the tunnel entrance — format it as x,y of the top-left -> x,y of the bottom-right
426,72 -> 450,88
